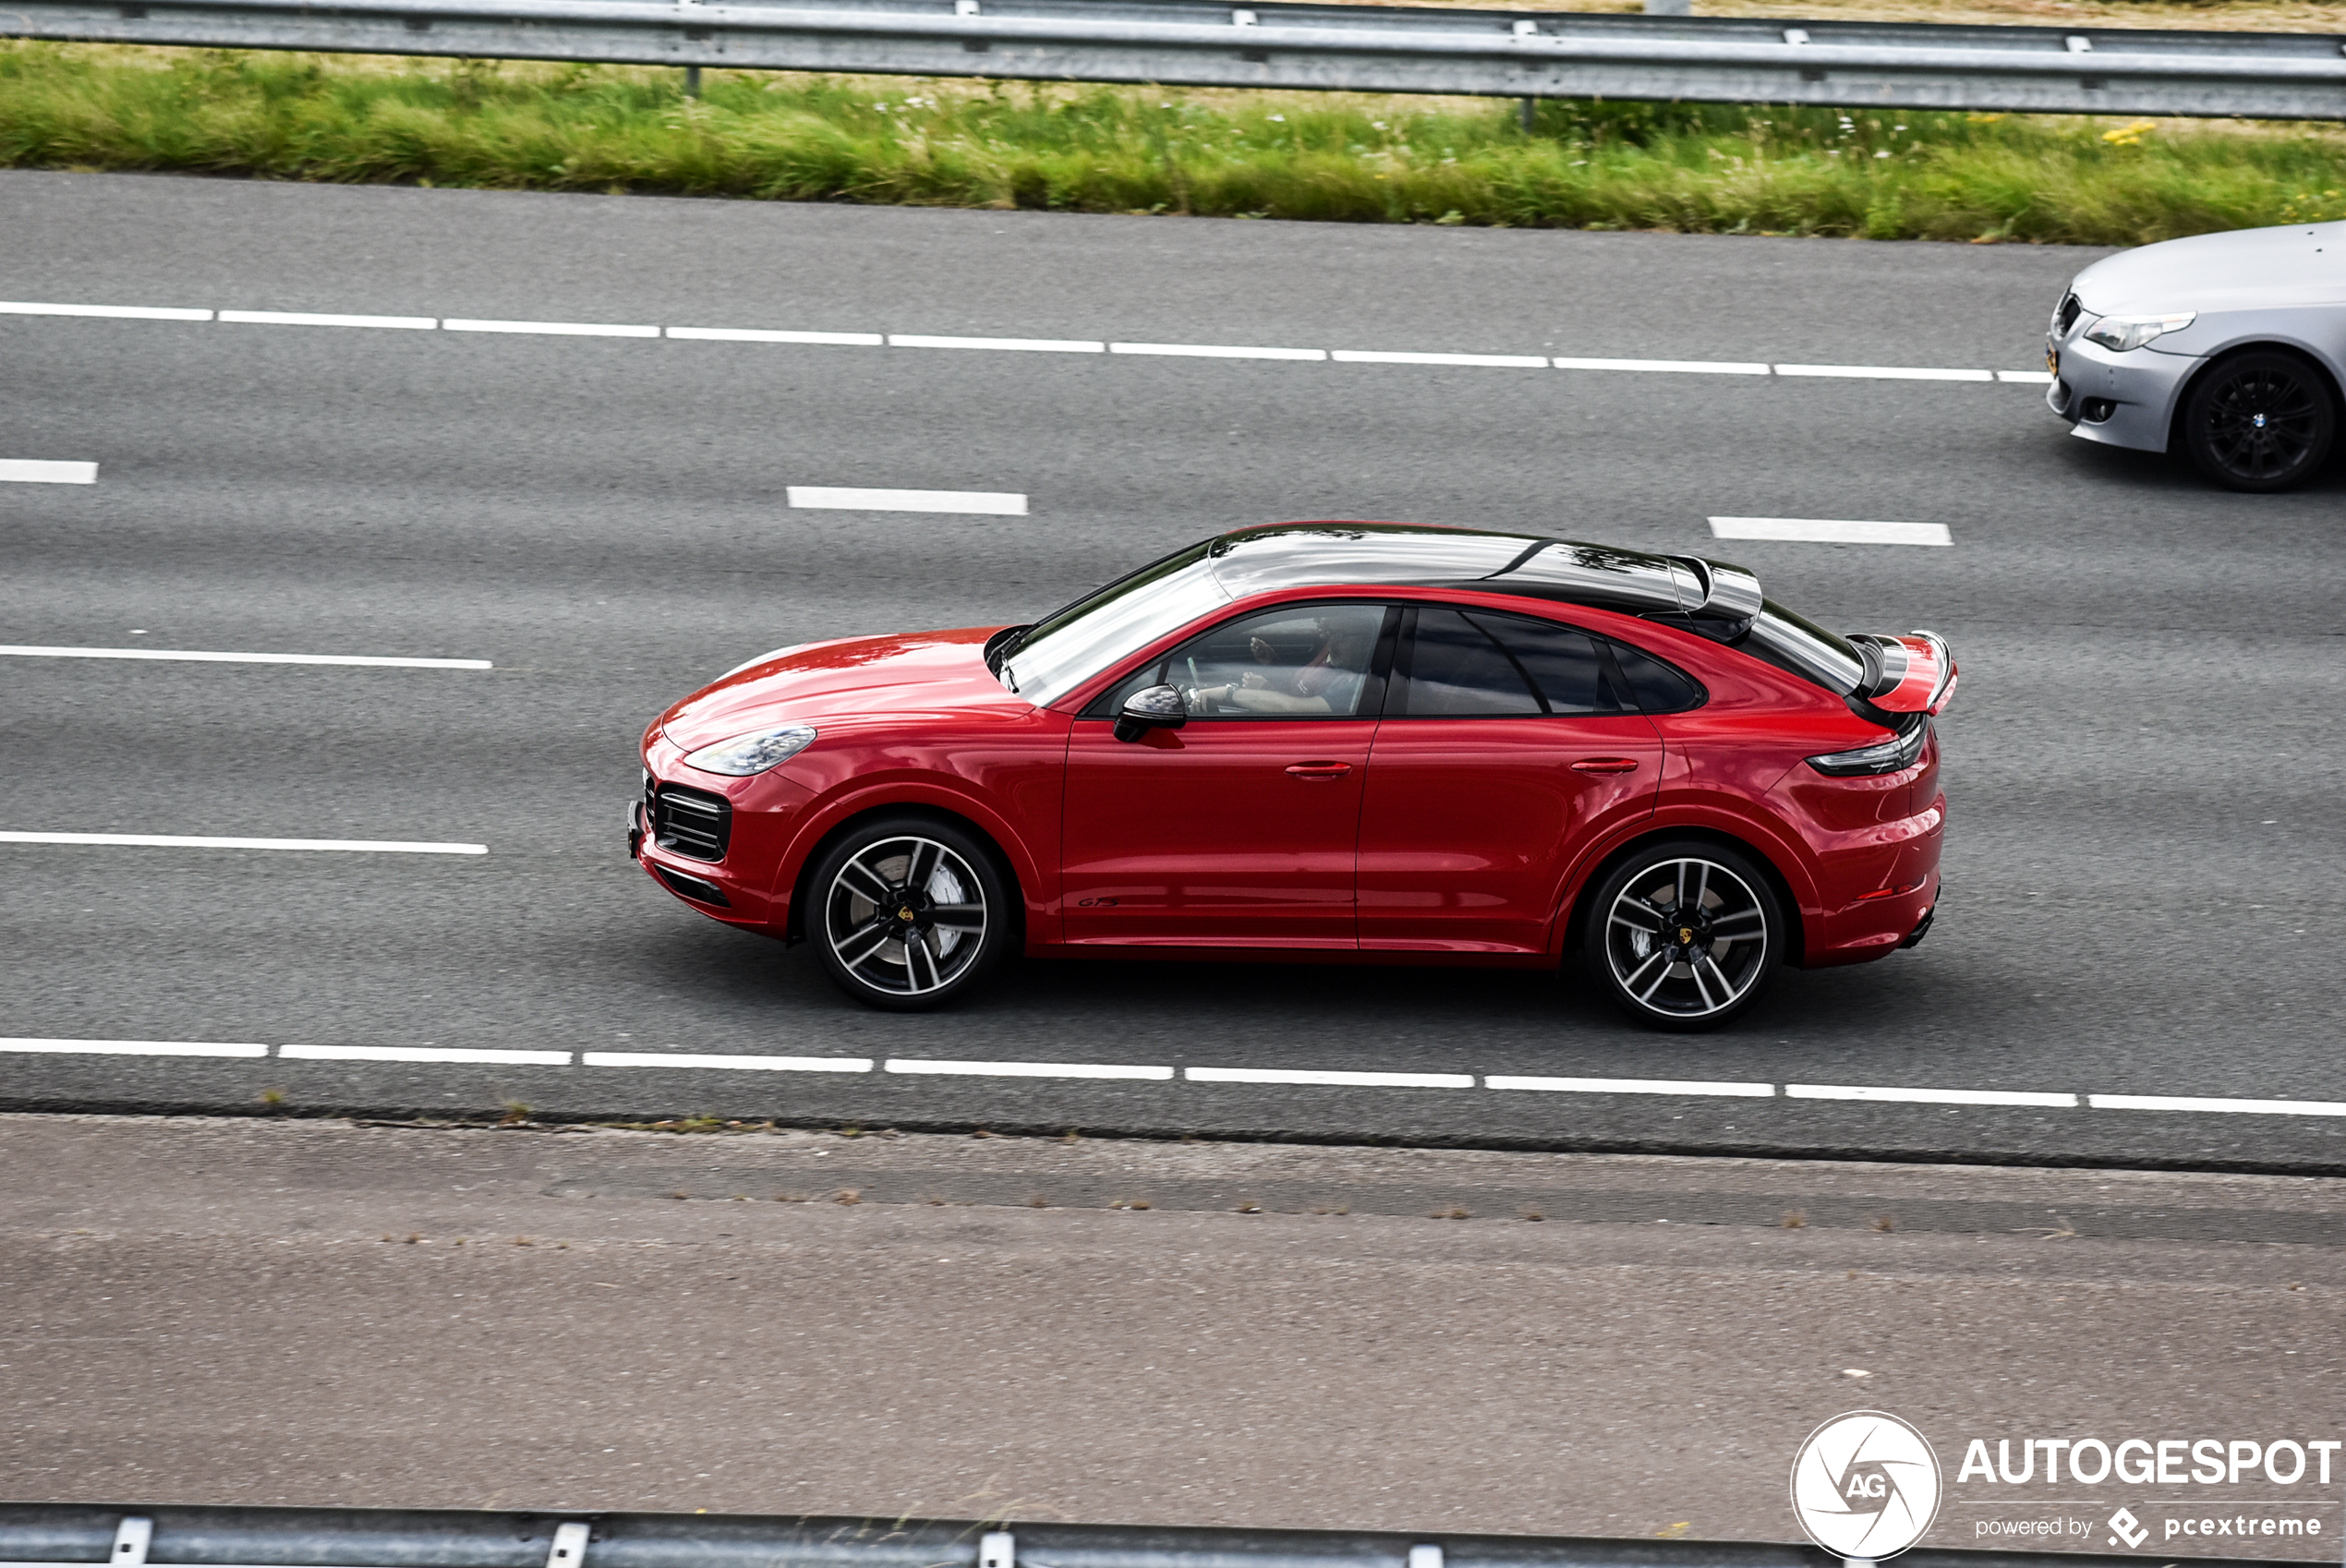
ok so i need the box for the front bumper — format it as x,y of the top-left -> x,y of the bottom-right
632,733 -> 810,932
2045,334 -> 2202,455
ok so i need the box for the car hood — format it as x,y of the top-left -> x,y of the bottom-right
656,626 -> 1016,750
2071,222 -> 2346,315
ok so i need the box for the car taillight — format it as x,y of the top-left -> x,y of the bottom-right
1808,720 -> 1929,777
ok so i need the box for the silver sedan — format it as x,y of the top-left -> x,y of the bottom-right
2047,221 -> 2344,491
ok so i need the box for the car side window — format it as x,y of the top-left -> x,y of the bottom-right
1465,610 -> 1621,715
1393,609 -> 1543,717
1098,603 -> 1388,719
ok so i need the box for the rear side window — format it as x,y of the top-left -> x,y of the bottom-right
1467,610 -> 1619,715
1395,609 -> 1543,716
1609,642 -> 1704,713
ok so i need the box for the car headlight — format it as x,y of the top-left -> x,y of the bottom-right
682,723 -> 818,776
2082,312 -> 2195,353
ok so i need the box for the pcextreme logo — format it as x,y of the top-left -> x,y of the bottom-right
1791,1411 -> 1944,1561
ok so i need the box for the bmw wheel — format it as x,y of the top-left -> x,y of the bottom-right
2180,350 -> 2338,493
808,816 -> 1011,1011
1588,840 -> 1784,1031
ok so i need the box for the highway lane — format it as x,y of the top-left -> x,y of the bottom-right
3,170 -> 2342,1167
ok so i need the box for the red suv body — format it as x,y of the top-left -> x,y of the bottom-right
635,524 -> 1953,1029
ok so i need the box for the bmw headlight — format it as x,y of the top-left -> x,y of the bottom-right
2082,312 -> 2195,353
682,723 -> 818,776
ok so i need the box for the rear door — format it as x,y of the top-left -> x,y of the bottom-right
1357,606 -> 1663,953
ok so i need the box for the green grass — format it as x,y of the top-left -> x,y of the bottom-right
4,42 -> 2344,241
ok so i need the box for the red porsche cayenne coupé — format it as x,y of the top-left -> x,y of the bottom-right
634,524 -> 1953,1030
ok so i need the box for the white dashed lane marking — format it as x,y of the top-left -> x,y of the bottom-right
1487,1074 -> 1775,1097
1787,1083 -> 2080,1108
219,309 -> 435,331
0,1037 -> 270,1058
0,460 -> 97,484
280,1043 -> 570,1065
586,1051 -> 875,1072
2,1035 -> 2340,1122
0,645 -> 490,668
1709,517 -> 1955,547
787,486 -> 1027,515
0,299 -> 2044,383
1187,1066 -> 1476,1089
442,318 -> 660,338
0,832 -> 487,853
887,1058 -> 1174,1080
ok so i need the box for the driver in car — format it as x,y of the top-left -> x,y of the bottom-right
1190,619 -> 1374,716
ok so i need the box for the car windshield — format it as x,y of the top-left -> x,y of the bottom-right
1744,600 -> 1866,694
995,541 -> 1232,706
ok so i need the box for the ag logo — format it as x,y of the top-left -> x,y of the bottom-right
1790,1411 -> 1942,1560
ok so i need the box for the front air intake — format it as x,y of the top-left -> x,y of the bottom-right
653,864 -> 732,906
652,783 -> 731,862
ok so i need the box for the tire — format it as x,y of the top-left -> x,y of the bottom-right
1585,839 -> 1784,1031
2180,350 -> 2339,493
806,814 -> 1013,1012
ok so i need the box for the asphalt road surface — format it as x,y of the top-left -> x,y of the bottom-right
6,1114 -> 2340,1548
4,171 -> 2342,1168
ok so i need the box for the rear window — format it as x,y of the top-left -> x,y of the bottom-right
1742,601 -> 1866,694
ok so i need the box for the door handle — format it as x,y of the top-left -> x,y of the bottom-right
1286,762 -> 1353,780
1571,757 -> 1641,775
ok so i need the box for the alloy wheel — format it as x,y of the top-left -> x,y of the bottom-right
1602,856 -> 1772,1021
2185,354 -> 2337,491
821,835 -> 990,999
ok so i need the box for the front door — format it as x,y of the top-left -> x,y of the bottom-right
1357,606 -> 1663,952
1060,601 -> 1390,947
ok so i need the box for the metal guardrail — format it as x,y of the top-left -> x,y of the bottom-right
0,1509 -> 2326,1568
6,0 -> 2345,117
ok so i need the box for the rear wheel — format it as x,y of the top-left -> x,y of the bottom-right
807,815 -> 1011,1012
2180,350 -> 2338,492
1587,840 -> 1784,1031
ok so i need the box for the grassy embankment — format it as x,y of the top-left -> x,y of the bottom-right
2,39 -> 2343,241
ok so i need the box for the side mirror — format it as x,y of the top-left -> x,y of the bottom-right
1113,682 -> 1188,742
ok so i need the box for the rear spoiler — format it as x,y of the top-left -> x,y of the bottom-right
1849,631 -> 1957,716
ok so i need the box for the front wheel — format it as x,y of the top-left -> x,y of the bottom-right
2180,350 -> 2338,492
807,816 -> 1012,1011
1586,840 -> 1784,1031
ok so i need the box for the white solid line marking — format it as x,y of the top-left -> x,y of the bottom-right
668,326 -> 885,346
281,1043 -> 571,1065
1553,356 -> 1772,376
1485,1074 -> 1776,1098
442,318 -> 659,338
1708,516 -> 1954,548
0,831 -> 487,853
1331,350 -> 1549,368
1776,363 -> 1995,382
2087,1092 -> 2346,1117
0,300 -> 212,321
787,486 -> 1027,516
889,333 -> 1105,353
0,1037 -> 269,1059
885,1057 -> 1174,1080
1788,1083 -> 2079,1108
0,645 -> 490,669
1186,1066 -> 1474,1089
0,460 -> 97,484
1110,341 -> 1327,361
1999,369 -> 2058,384
218,309 -> 436,331
585,1051 -> 874,1072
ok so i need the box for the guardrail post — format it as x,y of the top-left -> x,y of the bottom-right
548,1523 -> 593,1568
1409,1546 -> 1443,1568
979,1532 -> 1015,1568
111,1519 -> 153,1568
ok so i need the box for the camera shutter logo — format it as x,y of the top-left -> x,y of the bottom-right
1791,1411 -> 1943,1560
